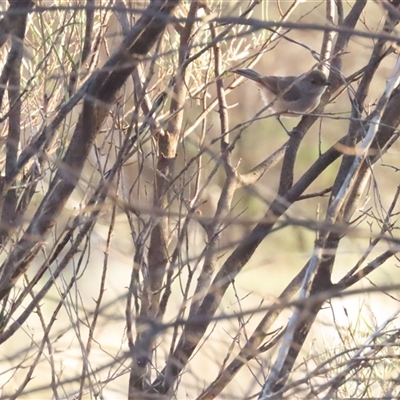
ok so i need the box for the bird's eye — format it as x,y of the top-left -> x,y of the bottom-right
310,80 -> 316,84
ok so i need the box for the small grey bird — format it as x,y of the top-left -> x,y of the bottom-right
234,68 -> 330,134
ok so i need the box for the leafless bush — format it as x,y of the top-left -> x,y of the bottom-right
1,0 -> 400,399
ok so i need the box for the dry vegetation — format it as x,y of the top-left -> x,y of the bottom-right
1,0 -> 400,399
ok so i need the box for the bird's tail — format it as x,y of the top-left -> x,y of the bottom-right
233,68 -> 262,82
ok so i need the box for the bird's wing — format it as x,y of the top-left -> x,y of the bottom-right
261,75 -> 302,102
259,76 -> 281,95
279,76 -> 303,101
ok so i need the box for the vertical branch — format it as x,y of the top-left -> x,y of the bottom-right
145,2 -> 198,319
320,0 -> 335,76
129,1 -> 197,394
188,13 -> 236,316
67,0 -> 95,96
0,0 -> 33,244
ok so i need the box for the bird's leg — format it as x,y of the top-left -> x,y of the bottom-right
276,115 -> 292,136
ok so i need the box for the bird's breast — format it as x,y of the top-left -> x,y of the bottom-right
258,87 -> 323,117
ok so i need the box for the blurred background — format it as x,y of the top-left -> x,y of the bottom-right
1,1 -> 400,399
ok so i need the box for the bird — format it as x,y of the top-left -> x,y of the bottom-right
233,68 -> 331,134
